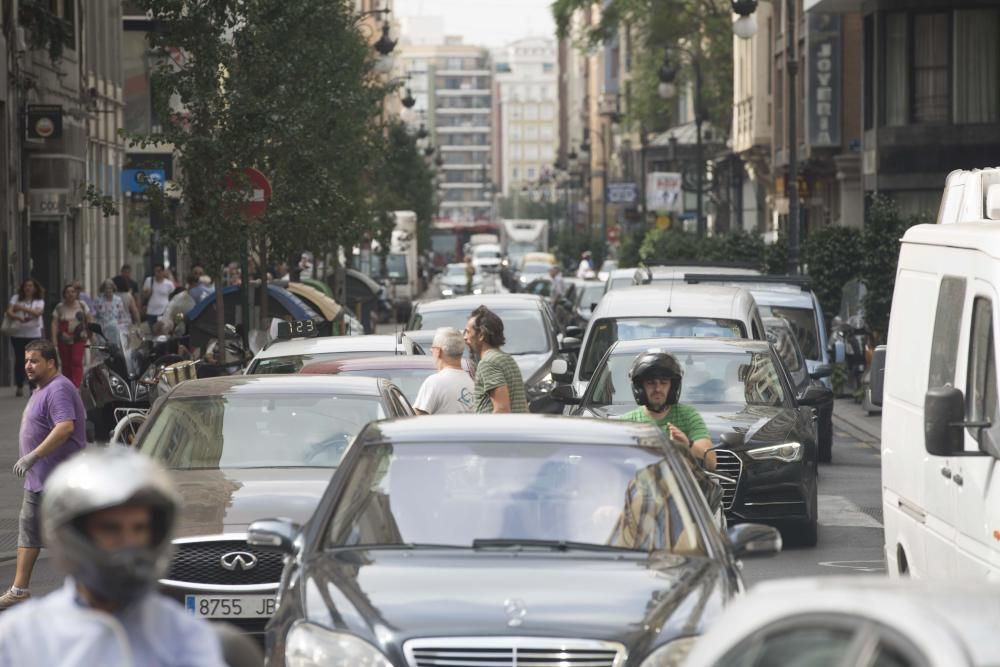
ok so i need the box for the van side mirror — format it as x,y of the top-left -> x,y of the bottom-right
560,337 -> 581,352
923,386 -> 993,457
564,325 -> 584,339
870,346 -> 886,407
551,356 -> 574,383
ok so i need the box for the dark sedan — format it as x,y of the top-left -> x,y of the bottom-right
132,375 -> 414,636
250,415 -> 780,666
558,337 -> 824,546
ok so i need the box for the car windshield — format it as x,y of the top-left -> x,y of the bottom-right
757,305 -> 819,360
140,394 -> 386,469
585,348 -> 787,409
385,254 -> 408,283
578,284 -> 605,308
522,263 -> 551,274
411,307 -> 549,354
251,351 -> 393,374
580,317 -> 747,380
475,249 -> 501,260
338,368 -> 436,401
324,441 -> 704,555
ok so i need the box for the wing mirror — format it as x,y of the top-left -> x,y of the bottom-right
924,386 -> 991,457
727,523 -> 782,558
550,356 -> 574,383
549,384 -> 580,405
247,518 -> 301,555
564,325 -> 584,338
799,384 -> 833,406
809,364 -> 833,380
560,337 -> 582,352
869,345 -> 886,407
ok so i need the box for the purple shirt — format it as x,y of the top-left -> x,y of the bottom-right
18,374 -> 87,492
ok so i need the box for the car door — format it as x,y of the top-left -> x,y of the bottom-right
952,279 -> 1000,579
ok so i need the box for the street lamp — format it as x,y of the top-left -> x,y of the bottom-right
657,50 -> 706,237
733,0 -> 799,275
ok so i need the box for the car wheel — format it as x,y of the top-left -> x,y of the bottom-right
818,409 -> 833,463
791,519 -> 819,548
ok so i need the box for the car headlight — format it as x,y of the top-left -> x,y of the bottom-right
746,441 -> 802,462
473,288 -> 482,295
528,372 -> 554,396
441,288 -> 454,296
108,373 -> 131,400
639,637 -> 698,667
286,623 -> 392,667
519,275 -> 528,284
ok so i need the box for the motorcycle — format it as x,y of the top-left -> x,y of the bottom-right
81,325 -> 157,441
827,279 -> 871,398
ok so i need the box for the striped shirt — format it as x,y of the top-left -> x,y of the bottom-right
473,348 -> 528,413
619,403 -> 710,443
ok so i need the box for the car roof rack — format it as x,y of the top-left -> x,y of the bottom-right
682,274 -> 812,291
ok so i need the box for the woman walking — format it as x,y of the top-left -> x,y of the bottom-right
5,279 -> 45,396
51,284 -> 91,388
93,280 -> 132,348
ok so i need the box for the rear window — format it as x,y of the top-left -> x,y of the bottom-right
758,306 -> 820,360
580,317 -> 746,381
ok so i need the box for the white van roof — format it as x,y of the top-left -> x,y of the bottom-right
904,221 -> 1000,259
592,284 -> 757,319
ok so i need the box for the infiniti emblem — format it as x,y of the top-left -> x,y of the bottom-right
220,551 -> 258,571
503,598 -> 527,627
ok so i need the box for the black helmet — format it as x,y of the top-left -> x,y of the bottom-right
629,351 -> 683,406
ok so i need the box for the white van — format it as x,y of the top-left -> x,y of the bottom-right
937,167 -> 1000,225
560,284 -> 766,396
879,221 -> 1000,581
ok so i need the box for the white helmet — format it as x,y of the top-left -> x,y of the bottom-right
42,447 -> 180,606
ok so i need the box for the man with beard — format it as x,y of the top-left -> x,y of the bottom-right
620,350 -> 715,471
463,305 -> 528,414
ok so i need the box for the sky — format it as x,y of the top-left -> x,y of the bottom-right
393,0 -> 556,48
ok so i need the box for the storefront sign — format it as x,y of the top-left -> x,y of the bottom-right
646,172 -> 683,213
27,105 -> 63,139
29,191 -> 68,217
121,168 -> 166,193
606,182 -> 637,204
807,14 -> 841,147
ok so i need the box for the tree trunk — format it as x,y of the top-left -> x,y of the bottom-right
214,266 -> 226,366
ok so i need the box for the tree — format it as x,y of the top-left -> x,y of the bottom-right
376,121 -> 438,256
802,225 -> 863,326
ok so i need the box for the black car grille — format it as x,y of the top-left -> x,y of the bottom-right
165,540 -> 285,586
712,449 -> 742,510
406,640 -> 623,667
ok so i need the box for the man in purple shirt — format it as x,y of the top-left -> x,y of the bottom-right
0,339 -> 87,610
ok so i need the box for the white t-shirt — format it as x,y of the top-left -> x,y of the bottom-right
143,277 -> 176,316
413,368 -> 475,414
6,296 -> 45,338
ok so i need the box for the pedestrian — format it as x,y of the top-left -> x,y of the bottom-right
0,339 -> 87,611
463,305 -> 528,414
111,264 -> 139,297
576,251 -> 594,279
464,255 -> 475,295
158,273 -> 198,333
72,280 -> 96,314
4,279 -> 45,397
142,264 -> 176,327
93,280 -> 132,348
0,447 -> 228,666
51,283 -> 91,388
189,274 -> 215,303
413,327 -> 474,415
548,264 -> 564,306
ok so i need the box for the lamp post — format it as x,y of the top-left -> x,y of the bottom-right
734,0 -> 799,275
657,52 -> 706,237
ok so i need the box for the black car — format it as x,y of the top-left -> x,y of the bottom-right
762,316 -> 835,462
555,337 -> 824,546
406,294 -> 582,404
250,414 -> 781,666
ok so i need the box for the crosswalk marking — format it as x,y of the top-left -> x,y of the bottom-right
818,494 -> 883,528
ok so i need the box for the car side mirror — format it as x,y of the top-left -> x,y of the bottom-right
550,384 -> 580,405
247,518 -> 300,555
809,364 -> 833,380
560,336 -> 581,352
727,523 -> 782,558
564,325 -> 584,338
798,383 -> 832,406
870,345 -> 886,407
923,386 -> 991,457
551,356 -> 574,383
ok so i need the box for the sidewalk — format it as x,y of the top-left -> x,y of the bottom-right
832,397 -> 882,448
0,392 -> 29,561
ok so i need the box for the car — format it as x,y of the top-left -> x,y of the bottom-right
245,333 -> 422,374
516,260 -> 556,290
598,259 -> 618,282
684,577 -> 1000,667
564,284 -> 767,397
438,262 -> 483,298
633,264 -> 761,286
407,293 -> 579,403
561,337 -> 824,546
472,243 -> 503,273
763,316 -> 835,462
249,414 -> 781,666
132,375 -> 415,636
572,279 -> 607,327
604,267 -> 639,293
299,354 -> 474,403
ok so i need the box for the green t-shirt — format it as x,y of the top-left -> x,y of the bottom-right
474,348 -> 529,414
619,403 -> 710,443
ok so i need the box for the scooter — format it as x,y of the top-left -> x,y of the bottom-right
81,325 -> 156,441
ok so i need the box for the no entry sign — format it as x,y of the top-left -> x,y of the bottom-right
227,167 -> 271,219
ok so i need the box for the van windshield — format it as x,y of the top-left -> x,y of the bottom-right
580,317 -> 746,381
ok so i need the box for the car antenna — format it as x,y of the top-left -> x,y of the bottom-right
666,277 -> 674,313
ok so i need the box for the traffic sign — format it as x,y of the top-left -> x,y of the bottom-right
226,167 -> 271,219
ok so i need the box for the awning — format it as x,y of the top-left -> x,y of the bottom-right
285,282 -> 342,321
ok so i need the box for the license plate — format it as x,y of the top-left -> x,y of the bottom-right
185,594 -> 276,619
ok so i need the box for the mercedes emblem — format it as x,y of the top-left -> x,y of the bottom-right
504,598 -> 527,627
220,551 -> 258,571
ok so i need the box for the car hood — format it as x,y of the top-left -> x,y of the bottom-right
171,467 -> 334,537
300,550 -> 730,652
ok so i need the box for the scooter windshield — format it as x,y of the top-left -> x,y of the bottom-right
118,327 -> 146,379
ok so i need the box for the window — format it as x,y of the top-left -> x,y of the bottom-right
719,626 -> 856,667
882,12 -> 908,126
928,277 -> 966,388
954,9 -> 1000,123
912,13 -> 949,123
966,297 -> 999,456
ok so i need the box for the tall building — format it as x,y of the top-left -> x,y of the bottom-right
493,37 -> 559,195
398,37 -> 494,222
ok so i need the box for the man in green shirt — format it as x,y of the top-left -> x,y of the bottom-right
620,350 -> 716,470
463,305 -> 528,414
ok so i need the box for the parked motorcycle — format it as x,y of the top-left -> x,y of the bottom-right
828,279 -> 871,398
81,325 -> 157,441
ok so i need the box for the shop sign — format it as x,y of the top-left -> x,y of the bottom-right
807,14 -> 841,147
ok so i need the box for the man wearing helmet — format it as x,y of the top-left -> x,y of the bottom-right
575,251 -> 594,279
621,350 -> 716,470
0,448 -> 226,666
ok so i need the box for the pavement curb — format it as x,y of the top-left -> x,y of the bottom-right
0,550 -> 16,565
833,412 -> 880,448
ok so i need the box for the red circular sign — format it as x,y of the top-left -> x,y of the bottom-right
226,167 -> 271,219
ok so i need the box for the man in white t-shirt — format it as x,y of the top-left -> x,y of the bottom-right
142,264 -> 176,327
413,327 -> 474,415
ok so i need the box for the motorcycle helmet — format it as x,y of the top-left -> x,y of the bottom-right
42,447 -> 180,606
629,350 -> 684,406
